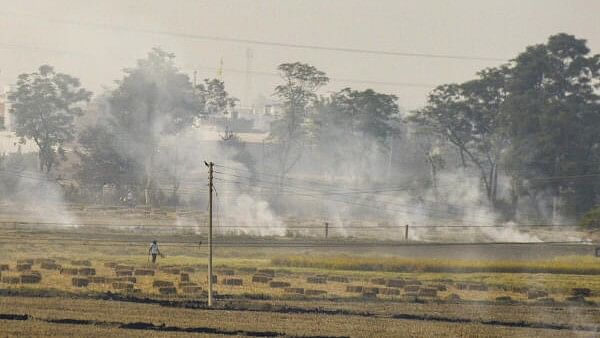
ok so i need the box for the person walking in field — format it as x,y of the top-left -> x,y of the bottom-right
126,190 -> 135,211
149,240 -> 162,264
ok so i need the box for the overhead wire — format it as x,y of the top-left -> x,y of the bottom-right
0,11 -> 508,62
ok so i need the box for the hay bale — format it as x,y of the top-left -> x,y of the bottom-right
370,277 -> 386,285
178,282 -> 197,288
72,277 -> 89,287
2,276 -> 20,284
566,295 -> 587,303
158,286 -> 177,295
363,287 -> 379,294
446,293 -> 462,302
252,274 -> 273,283
223,278 -> 243,286
104,262 -> 118,268
0,264 -> 9,271
511,286 -> 528,294
89,276 -> 107,284
327,276 -> 349,283
495,296 -> 513,304
115,265 -> 134,271
134,269 -> 155,276
346,285 -> 363,293
571,288 -> 591,297
17,259 -> 34,265
71,260 -> 91,266
535,297 -> 556,305
217,269 -> 235,276
403,292 -> 419,302
60,268 -> 79,275
115,276 -> 136,283
257,269 -> 275,277
182,286 -> 203,294
362,291 -> 378,298
527,290 -> 548,299
284,287 -> 304,294
433,284 -> 447,291
181,266 -> 196,273
252,275 -> 272,283
306,276 -> 327,284
418,288 -> 437,298
238,267 -> 257,273
40,262 -> 61,270
405,279 -> 422,286
305,289 -> 327,296
404,285 -> 420,293
16,263 -> 32,272
20,272 -> 42,284
77,267 -> 96,276
112,282 -> 134,290
456,282 -> 468,290
34,258 -> 55,265
161,267 -> 181,275
380,288 -> 401,295
468,283 -> 488,291
386,279 -> 405,288
269,281 -> 290,288
180,273 -> 189,282
153,280 -> 174,288
116,270 -> 133,277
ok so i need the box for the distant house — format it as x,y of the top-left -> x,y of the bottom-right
0,85 -> 39,154
0,86 -> 10,131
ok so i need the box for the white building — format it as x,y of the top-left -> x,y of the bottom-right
0,86 -> 9,131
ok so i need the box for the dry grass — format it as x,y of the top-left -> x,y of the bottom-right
272,255 -> 600,275
1,296 -> 595,338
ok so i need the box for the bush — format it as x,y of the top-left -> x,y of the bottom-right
579,207 -> 600,228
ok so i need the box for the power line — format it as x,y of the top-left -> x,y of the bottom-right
0,42 -> 436,89
0,11 -> 508,62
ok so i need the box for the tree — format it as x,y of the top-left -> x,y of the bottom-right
76,124 -> 141,191
107,48 -> 204,207
269,62 -> 329,180
410,66 -> 510,208
313,88 -> 401,181
197,79 -> 237,115
503,33 -> 600,218
9,65 -> 92,173
324,88 -> 400,142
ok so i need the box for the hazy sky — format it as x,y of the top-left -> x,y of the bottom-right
1,0 -> 598,109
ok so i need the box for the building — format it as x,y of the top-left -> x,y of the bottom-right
0,86 -> 8,131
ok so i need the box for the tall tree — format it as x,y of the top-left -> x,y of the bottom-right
9,65 -> 92,173
313,88 -> 401,181
410,66 -> 510,208
270,62 -> 329,180
107,48 -> 204,206
503,33 -> 600,218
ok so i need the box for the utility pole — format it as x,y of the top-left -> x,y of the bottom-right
324,222 -> 329,239
405,224 -> 409,241
206,161 -> 214,307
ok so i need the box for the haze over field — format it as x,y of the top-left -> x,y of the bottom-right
0,1 -> 599,244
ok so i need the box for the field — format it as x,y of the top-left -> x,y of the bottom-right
0,207 -> 599,337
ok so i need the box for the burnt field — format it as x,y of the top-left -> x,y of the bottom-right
0,219 -> 599,337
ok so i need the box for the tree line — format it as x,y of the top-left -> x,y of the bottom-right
4,34 -> 600,225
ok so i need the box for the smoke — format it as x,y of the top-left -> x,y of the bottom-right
0,167 -> 78,228
155,124 -> 285,236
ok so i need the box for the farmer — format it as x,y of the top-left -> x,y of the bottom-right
126,190 -> 135,210
149,240 -> 162,264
